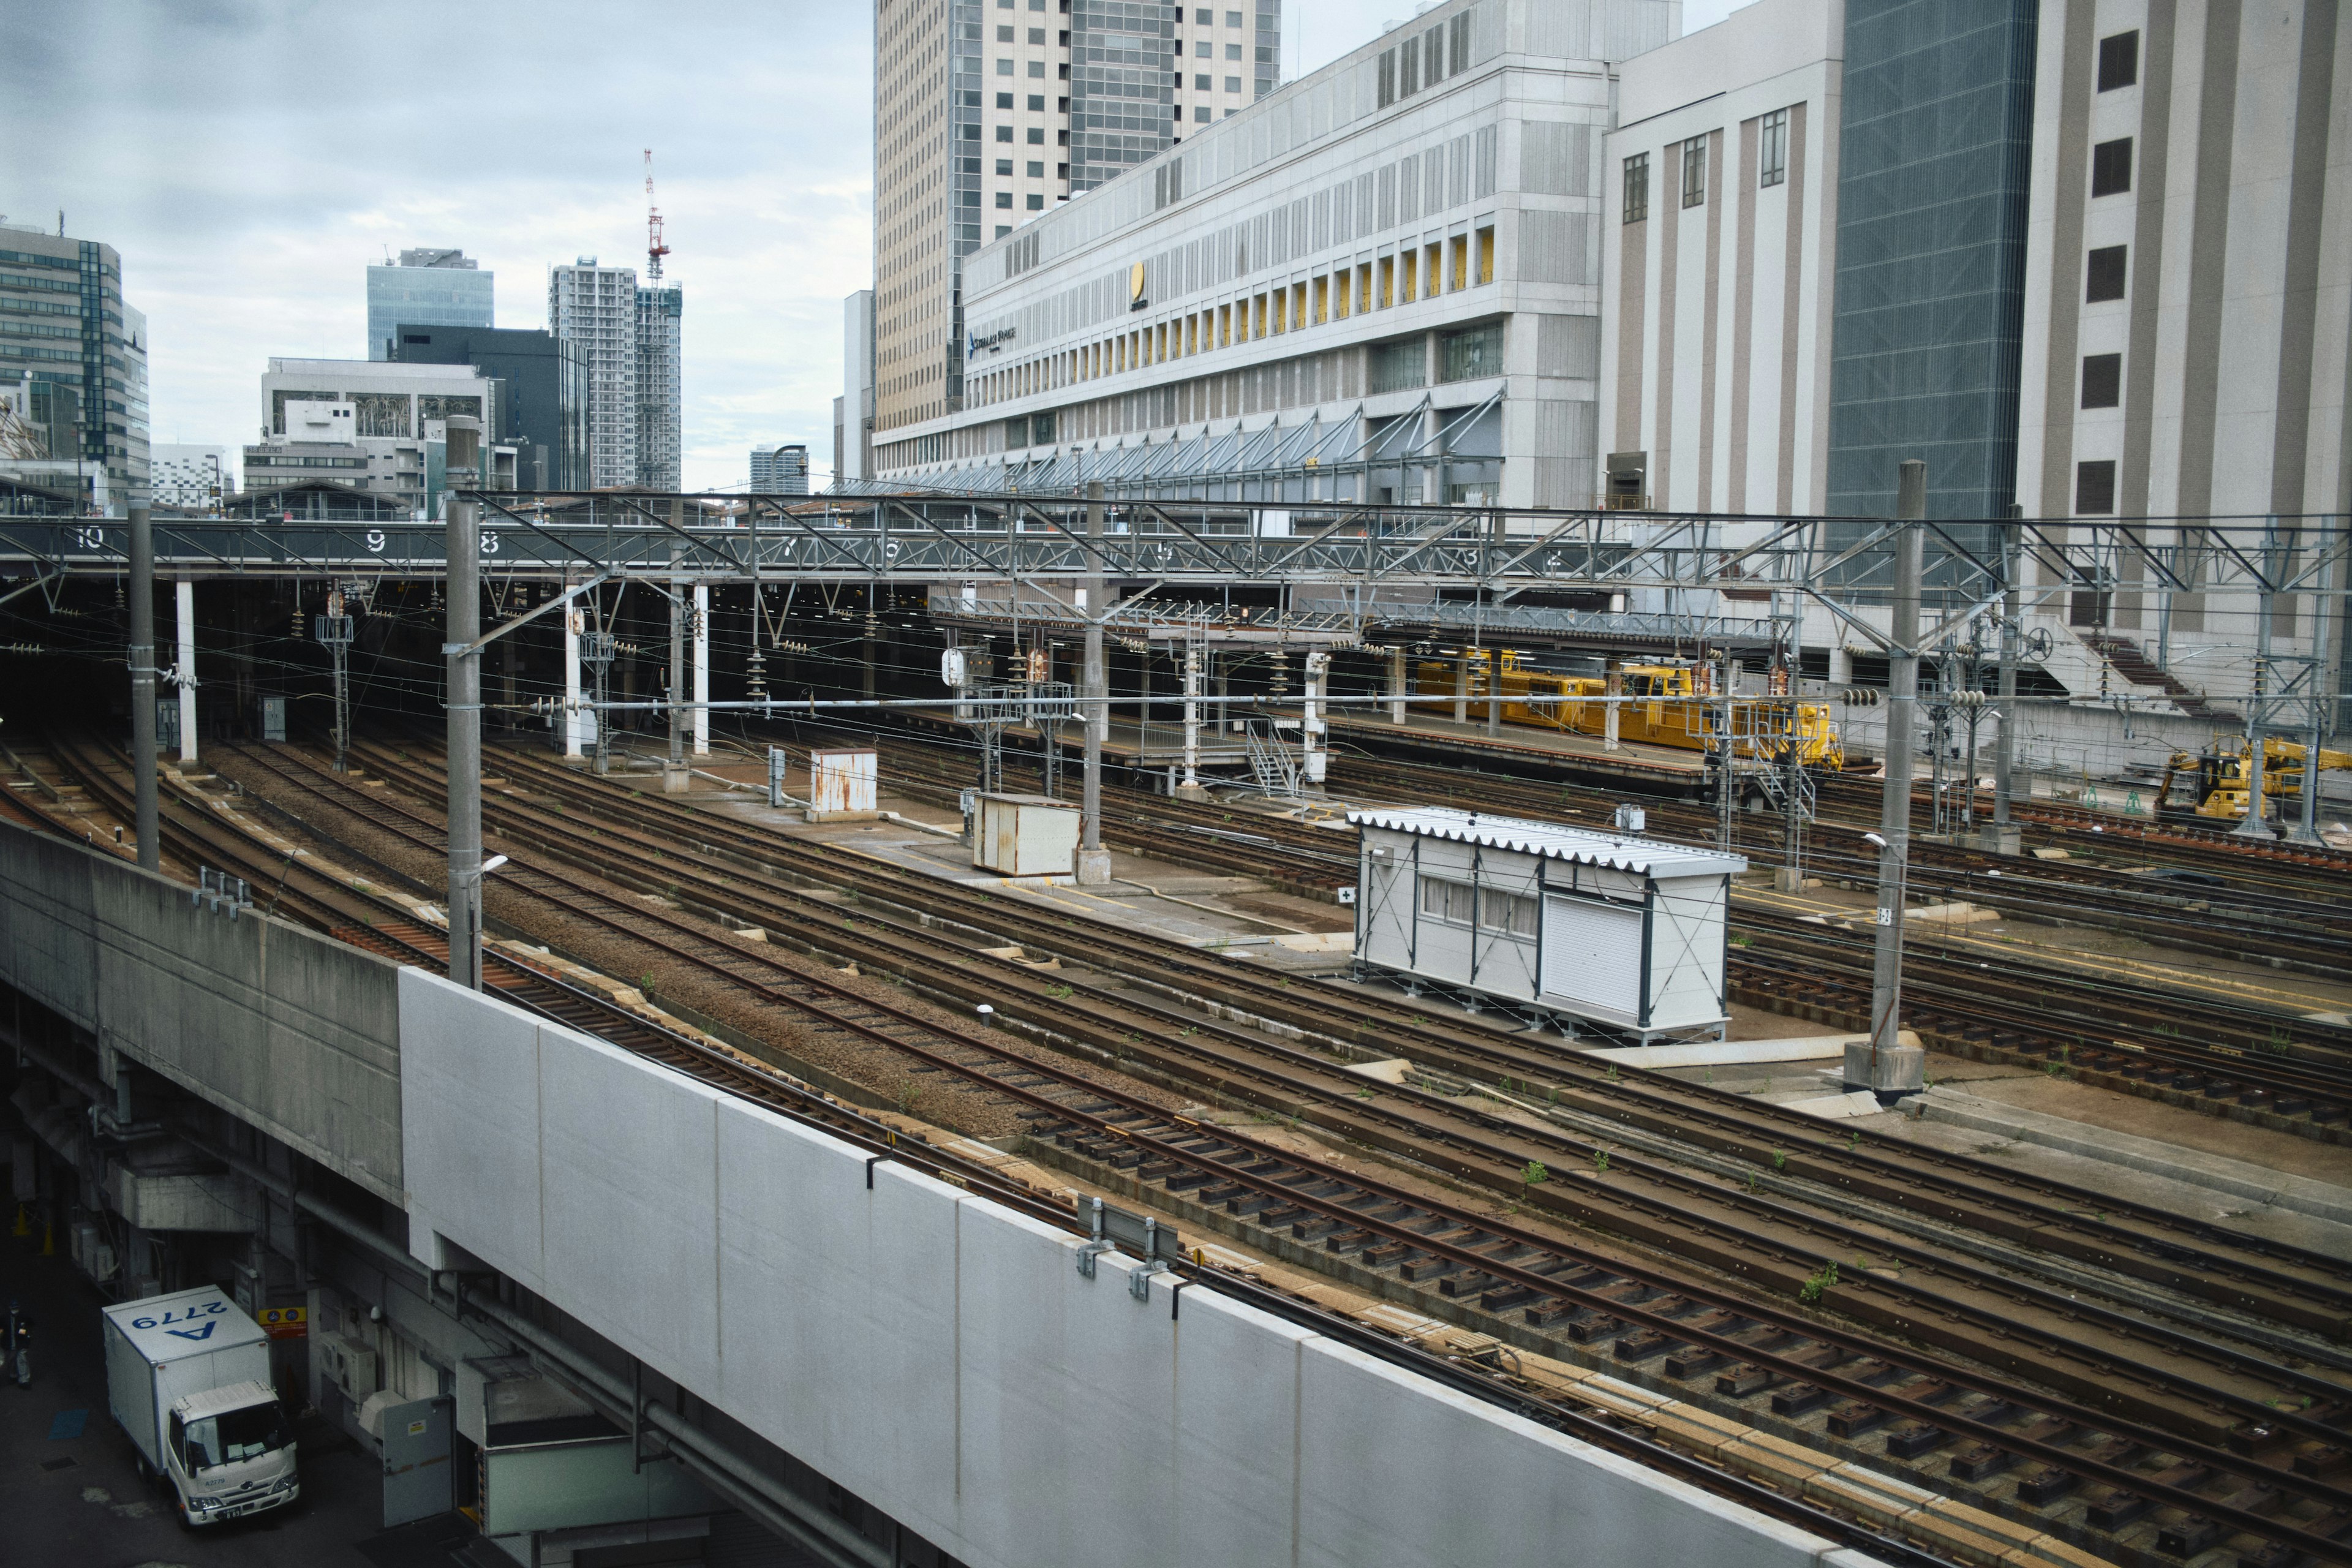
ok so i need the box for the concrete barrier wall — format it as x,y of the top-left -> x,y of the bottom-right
399,967 -> 1877,1568
0,824 -> 402,1201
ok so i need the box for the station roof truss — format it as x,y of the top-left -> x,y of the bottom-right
0,497 -> 2340,662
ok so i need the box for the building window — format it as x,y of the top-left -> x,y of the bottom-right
1028,59 -> 1044,77
2097,31 -> 2139,91
1027,93 -> 1044,110
1479,888 -> 1539,939
1026,194 -> 1044,209
2075,459 -> 2117,514
1195,72 -> 1211,89
996,158 -> 1014,175
2090,138 -> 2133,196
1226,42 -> 1241,59
995,191 -> 1013,208
1226,9 -> 1240,24
1759,109 -> 1788,188
1027,126 -> 1044,143
2086,245 -> 2127,302
1681,135 -> 1708,206
1420,878 -> 1474,925
1441,320 -> 1502,382
1027,26 -> 1044,42
997,58 -> 1014,75
2081,353 -> 2122,408
1195,105 -> 1212,123
1369,336 -> 1427,393
995,225 -> 1012,239
1623,153 -> 1649,223
1026,160 -> 1044,177
996,124 -> 1014,142
996,24 -> 1012,40
995,92 -> 1014,108
1225,75 -> 1241,92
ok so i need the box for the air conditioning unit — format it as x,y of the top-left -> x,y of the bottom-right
316,1333 -> 379,1400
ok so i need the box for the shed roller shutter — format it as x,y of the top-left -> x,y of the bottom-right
1540,894 -> 1642,1019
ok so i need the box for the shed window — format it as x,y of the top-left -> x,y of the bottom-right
1420,877 -> 1476,924
1419,876 -> 1538,937
1480,888 -> 1540,938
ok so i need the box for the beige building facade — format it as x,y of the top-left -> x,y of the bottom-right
1598,0 -> 1843,516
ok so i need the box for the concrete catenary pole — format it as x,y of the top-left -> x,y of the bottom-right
1077,483 -> 1110,884
127,506 -> 159,870
175,579 -> 198,765
1859,462 -> 1927,1096
445,499 -> 484,990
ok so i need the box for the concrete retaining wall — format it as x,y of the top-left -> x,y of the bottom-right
399,967 -> 1879,1568
0,823 -> 402,1201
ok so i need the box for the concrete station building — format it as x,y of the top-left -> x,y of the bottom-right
874,0 -> 1667,508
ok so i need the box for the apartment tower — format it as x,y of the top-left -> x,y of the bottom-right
870,0 -> 1280,445
549,259 -> 641,489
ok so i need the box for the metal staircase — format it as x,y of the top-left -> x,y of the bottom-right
1241,715 -> 1303,797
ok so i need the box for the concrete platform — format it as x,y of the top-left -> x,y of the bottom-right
1325,707 -> 1709,786
1898,1085 -> 2352,1227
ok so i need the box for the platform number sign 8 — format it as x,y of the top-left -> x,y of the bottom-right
481,529 -> 500,554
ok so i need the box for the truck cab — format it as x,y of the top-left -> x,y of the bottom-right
162,1379 -> 300,1525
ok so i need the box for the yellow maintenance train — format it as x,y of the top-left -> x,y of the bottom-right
1412,652 -> 1845,768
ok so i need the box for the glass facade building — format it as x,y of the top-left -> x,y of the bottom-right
365,250 -> 494,362
0,227 -> 148,511
388,325 -> 590,490
1825,0 -> 2037,522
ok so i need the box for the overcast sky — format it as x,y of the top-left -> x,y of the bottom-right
2,0 -> 1749,493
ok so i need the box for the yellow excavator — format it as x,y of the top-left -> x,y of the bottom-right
2157,738 -> 2352,824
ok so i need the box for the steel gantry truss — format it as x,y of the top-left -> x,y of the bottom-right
0,497 -> 2342,680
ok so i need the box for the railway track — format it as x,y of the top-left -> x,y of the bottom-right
841,726 -> 2352,1131
161,732 -> 2352,1564
4,742 -> 1985,1561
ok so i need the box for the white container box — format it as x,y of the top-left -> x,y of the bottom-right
806,748 -> 878,821
973,793 -> 1080,877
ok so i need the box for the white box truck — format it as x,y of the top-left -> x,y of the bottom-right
102,1286 -> 300,1526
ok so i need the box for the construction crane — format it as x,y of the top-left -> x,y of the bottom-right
644,148 -> 670,281
2157,737 -> 2352,824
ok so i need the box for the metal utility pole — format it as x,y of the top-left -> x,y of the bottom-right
666,528 -> 687,792
127,506 -> 158,870
2236,518 -> 2279,839
1856,461 -> 1927,1098
316,590 -> 355,772
1988,505 -> 2021,850
584,627 -> 616,777
445,499 -> 484,990
1077,483 -> 1110,885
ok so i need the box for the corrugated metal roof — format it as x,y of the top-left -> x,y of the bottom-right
1347,806 -> 1749,879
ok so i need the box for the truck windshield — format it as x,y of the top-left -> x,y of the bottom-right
186,1403 -> 290,1469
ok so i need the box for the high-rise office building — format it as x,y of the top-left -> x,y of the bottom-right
840,289 -> 874,483
0,222 -> 149,512
1823,1 -> 2037,521
549,259 -> 640,489
869,0 -> 1281,443
636,282 -> 684,490
366,249 -> 494,361
750,443 -> 810,495
388,325 -> 590,490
